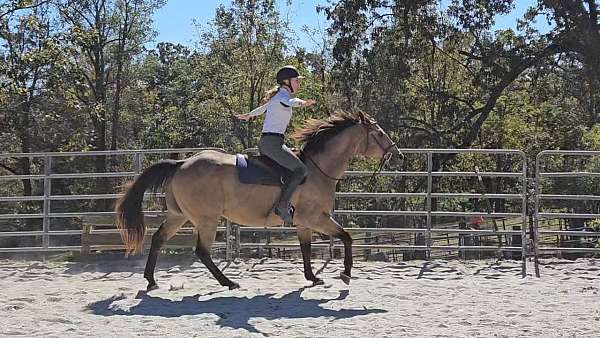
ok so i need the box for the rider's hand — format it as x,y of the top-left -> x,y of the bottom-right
303,99 -> 317,107
235,113 -> 251,121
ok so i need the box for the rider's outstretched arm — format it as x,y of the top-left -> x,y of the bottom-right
235,104 -> 266,120
248,104 -> 267,117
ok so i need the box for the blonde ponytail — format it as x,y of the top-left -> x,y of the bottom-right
261,86 -> 280,104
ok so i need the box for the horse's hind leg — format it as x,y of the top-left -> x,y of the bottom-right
144,211 -> 187,290
192,217 -> 240,290
297,227 -> 324,285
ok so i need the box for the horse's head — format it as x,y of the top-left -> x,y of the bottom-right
356,111 -> 403,163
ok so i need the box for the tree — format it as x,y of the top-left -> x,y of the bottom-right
0,0 -> 51,21
136,42 -> 200,149
57,0 -> 164,166
534,0 -> 600,127
0,1 -> 61,195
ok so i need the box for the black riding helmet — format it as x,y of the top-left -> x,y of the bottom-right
276,65 -> 303,92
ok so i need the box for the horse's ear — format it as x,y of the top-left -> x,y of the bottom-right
358,111 -> 371,125
357,111 -> 366,124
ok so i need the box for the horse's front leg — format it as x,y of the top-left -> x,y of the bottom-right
310,213 -> 353,285
297,227 -> 324,286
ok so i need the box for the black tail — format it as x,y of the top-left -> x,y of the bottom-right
114,160 -> 182,255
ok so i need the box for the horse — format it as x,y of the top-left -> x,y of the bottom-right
115,111 -> 401,291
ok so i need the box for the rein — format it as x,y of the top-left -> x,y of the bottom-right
302,123 -> 396,184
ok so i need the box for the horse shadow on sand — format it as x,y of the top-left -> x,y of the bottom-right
87,286 -> 387,334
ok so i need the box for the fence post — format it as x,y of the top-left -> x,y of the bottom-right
520,152 -> 528,277
226,220 -> 232,261
330,207 -> 335,259
533,154 -> 542,277
81,223 -> 92,256
426,152 -> 433,259
133,153 -> 143,175
226,220 -> 240,261
235,223 -> 240,259
364,231 -> 371,260
42,156 -> 52,251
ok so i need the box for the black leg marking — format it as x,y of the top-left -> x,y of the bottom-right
195,235 -> 239,290
300,242 -> 324,286
144,226 -> 167,291
337,230 -> 353,284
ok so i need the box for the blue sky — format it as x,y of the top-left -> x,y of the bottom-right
149,0 -> 328,49
149,0 -> 550,50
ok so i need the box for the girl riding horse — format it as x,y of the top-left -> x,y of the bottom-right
235,65 -> 316,224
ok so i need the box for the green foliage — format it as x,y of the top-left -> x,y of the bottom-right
582,125 -> 600,151
2,0 -> 600,233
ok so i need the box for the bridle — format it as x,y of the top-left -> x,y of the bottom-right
362,122 -> 398,162
303,122 -> 398,182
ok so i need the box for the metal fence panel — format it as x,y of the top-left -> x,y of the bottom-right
1,148 -> 530,274
534,150 -> 600,276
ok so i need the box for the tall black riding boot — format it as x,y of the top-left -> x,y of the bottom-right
273,169 -> 305,224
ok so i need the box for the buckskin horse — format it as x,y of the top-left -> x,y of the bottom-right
115,111 -> 401,290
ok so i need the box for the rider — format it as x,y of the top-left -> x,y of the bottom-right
235,65 -> 316,223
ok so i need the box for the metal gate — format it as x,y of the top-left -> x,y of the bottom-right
533,150 -> 600,276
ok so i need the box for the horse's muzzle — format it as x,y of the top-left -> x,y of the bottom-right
389,147 -> 404,165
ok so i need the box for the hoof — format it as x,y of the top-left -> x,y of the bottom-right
340,272 -> 351,285
311,278 -> 324,286
147,283 -> 159,291
228,282 -> 240,290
